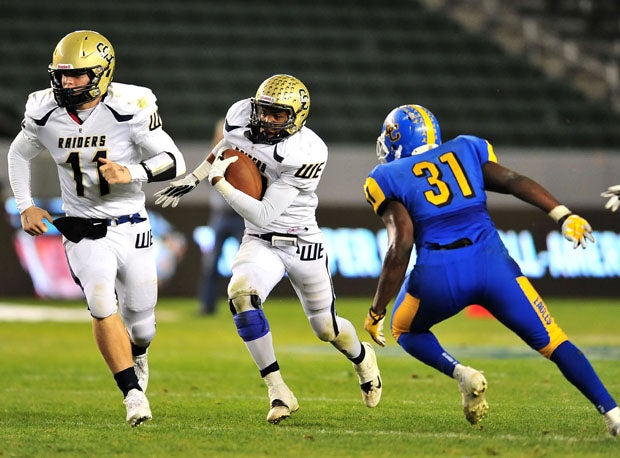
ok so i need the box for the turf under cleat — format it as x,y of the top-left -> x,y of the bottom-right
133,353 -> 149,392
454,365 -> 488,424
266,383 -> 299,424
353,342 -> 382,408
604,406 -> 620,436
124,388 -> 152,427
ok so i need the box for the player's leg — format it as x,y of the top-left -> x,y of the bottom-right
115,220 -> 158,394
487,274 -> 619,435
65,237 -> 150,426
287,240 -> 381,408
392,250 -> 489,424
227,236 -> 297,423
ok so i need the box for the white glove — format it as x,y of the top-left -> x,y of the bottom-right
562,214 -> 595,249
601,184 -> 620,212
364,307 -> 386,347
153,174 -> 200,208
208,154 -> 238,184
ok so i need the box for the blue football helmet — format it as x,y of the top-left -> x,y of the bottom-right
376,104 -> 442,163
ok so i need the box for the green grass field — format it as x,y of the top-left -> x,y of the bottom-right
1,297 -> 619,457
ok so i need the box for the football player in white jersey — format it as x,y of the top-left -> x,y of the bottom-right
7,30 -> 187,426
154,74 -> 382,423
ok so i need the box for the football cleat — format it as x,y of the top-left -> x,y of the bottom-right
353,342 -> 382,407
124,388 -> 152,427
454,365 -> 488,424
266,383 -> 299,424
133,353 -> 149,392
604,406 -> 620,436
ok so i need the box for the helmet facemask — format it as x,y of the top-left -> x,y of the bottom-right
250,99 -> 296,144
49,66 -> 109,108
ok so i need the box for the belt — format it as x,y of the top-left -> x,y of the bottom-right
107,213 -> 146,226
251,232 -> 298,247
426,238 -> 473,250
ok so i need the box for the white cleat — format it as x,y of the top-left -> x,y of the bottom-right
124,388 -> 152,427
353,342 -> 382,408
604,406 -> 620,436
454,365 -> 488,424
133,353 -> 149,392
266,383 -> 299,424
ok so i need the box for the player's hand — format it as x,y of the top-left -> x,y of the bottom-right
20,206 -> 53,236
98,158 -> 132,184
364,307 -> 386,347
601,184 -> 620,212
153,174 -> 200,208
208,154 -> 238,185
561,214 -> 595,249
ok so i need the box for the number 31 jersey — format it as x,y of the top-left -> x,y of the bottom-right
364,135 -> 500,250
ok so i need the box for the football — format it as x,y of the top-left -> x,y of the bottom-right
222,149 -> 263,199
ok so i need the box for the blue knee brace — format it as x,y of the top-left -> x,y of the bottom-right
234,309 -> 270,342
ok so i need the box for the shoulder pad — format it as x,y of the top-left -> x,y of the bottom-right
25,89 -> 57,119
225,99 -> 252,128
278,128 -> 328,167
104,83 -> 157,114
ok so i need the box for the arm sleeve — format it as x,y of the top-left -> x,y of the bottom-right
7,132 -> 45,213
214,178 -> 299,227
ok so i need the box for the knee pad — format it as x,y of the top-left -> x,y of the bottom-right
308,310 -> 338,342
84,283 -> 118,319
233,309 -> 270,342
88,299 -> 118,319
129,321 -> 156,348
229,294 -> 262,315
124,312 -> 156,347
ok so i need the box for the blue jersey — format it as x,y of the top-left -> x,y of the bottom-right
364,130 -> 617,420
364,135 -> 498,250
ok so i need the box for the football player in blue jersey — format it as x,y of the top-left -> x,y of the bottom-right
363,104 -> 620,435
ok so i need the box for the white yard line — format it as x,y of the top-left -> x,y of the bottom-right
0,303 -> 89,322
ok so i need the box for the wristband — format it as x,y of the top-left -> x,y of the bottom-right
191,160 -> 212,182
368,307 -> 386,324
548,205 -> 572,224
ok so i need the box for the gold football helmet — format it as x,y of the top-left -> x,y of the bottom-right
249,74 -> 310,144
48,30 -> 115,108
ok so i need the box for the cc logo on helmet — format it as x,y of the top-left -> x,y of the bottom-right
299,89 -> 309,112
97,42 -> 114,64
386,123 -> 401,142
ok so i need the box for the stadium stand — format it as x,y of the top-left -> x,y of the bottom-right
1,0 -> 619,147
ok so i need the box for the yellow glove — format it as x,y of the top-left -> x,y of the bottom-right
562,214 -> 595,249
364,307 -> 386,347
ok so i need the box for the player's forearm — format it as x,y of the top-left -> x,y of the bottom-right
372,248 -> 410,314
214,180 -> 297,227
7,146 -> 36,213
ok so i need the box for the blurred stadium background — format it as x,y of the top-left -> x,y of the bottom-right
1,0 -> 619,299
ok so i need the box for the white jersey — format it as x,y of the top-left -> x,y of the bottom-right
8,82 -> 185,218
223,98 -> 327,240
